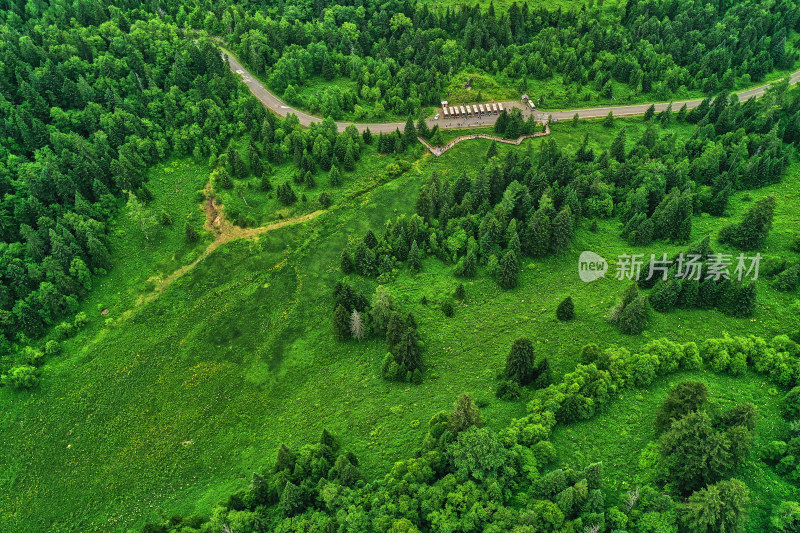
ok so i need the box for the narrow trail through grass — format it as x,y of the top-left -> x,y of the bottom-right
136,184 -> 325,307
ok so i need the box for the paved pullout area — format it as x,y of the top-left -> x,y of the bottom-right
223,49 -> 800,133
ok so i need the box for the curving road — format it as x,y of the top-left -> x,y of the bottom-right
222,48 -> 800,133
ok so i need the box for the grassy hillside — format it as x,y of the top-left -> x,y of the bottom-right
1,117 -> 798,531
551,372 -> 800,530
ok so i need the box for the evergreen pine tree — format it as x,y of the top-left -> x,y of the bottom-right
719,196 -> 776,250
395,328 -> 422,371
403,116 -> 417,148
610,128 -> 627,162
279,481 -> 304,517
447,393 -> 484,434
487,141 -> 498,159
550,207 -> 574,254
340,249 -> 354,274
602,110 -> 614,127
731,283 -> 757,318
618,295 -> 650,335
649,278 -> 682,312
498,249 -> 519,289
385,312 -> 405,349
343,146 -> 356,171
454,283 -> 466,300
274,444 -> 297,473
408,240 -> 421,271
676,103 -> 688,123
417,118 -> 429,139
333,304 -> 350,341
184,222 -> 199,243
504,338 -> 535,384
526,209 -> 552,257
329,164 -> 342,186
609,283 -> 640,324
556,296 -> 575,321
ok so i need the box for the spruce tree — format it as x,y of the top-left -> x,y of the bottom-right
618,295 -> 650,335
556,296 -> 574,321
644,104 -> 656,121
649,278 -> 681,312
279,481 -> 304,517
403,116 -> 417,147
654,381 -> 709,436
333,304 -> 350,341
329,164 -> 342,186
719,196 -> 776,249
609,283 -> 640,324
731,283 -> 757,318
442,301 -> 454,317
676,103 -> 688,123
487,141 -> 498,159
362,127 -> 372,144
340,249 -> 354,274
550,207 -> 574,254
454,283 -> 466,300
602,110 -> 614,127
395,328 -> 422,371
498,249 -> 519,289
504,338 -> 535,385
343,146 -> 356,171
447,393 -> 484,434
408,240 -> 421,271
526,209 -> 552,257
681,479 -> 749,533
184,222 -> 199,243
417,118 -> 429,139
274,444 -> 297,473
385,312 -> 405,349
610,128 -> 627,162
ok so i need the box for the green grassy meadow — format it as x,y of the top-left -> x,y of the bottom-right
1,117 -> 799,531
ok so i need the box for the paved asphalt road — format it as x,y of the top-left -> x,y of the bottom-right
223,49 -> 800,134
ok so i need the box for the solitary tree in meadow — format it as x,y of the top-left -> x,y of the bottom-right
556,296 -> 574,321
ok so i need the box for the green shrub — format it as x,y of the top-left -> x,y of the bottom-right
495,380 -> 521,400
783,386 -> 800,420
441,301 -> 454,318
44,340 -> 60,356
73,312 -> 89,329
771,501 -> 800,532
761,441 -> 788,465
533,468 -> 567,499
2,365 -> 39,389
775,263 -> 800,292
